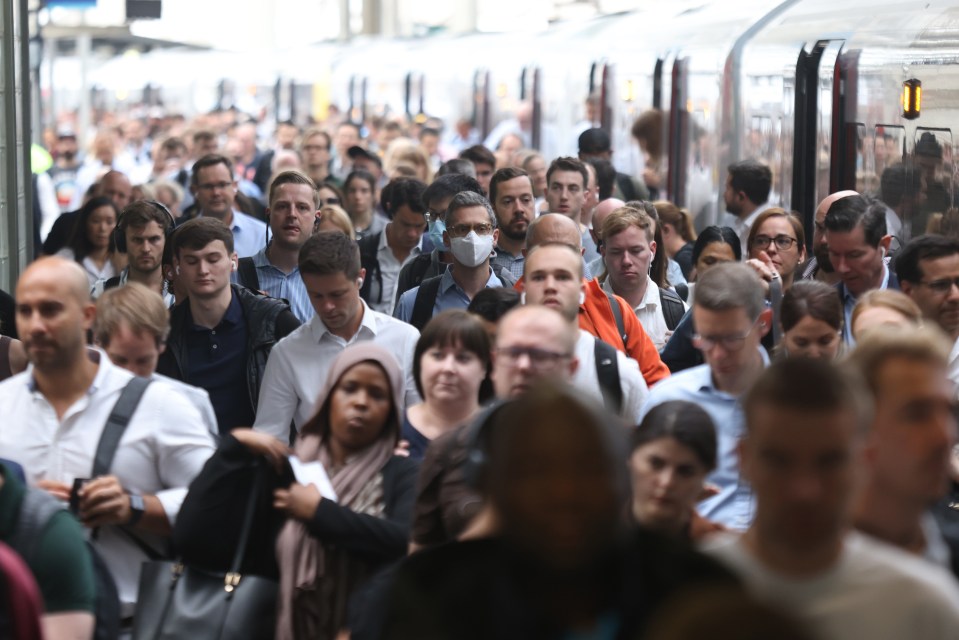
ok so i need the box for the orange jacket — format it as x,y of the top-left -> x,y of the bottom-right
514,277 -> 670,387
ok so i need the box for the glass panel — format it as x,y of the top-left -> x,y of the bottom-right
911,127 -> 954,239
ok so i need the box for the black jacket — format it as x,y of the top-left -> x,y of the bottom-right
156,284 -> 300,413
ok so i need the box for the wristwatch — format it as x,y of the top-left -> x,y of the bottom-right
127,494 -> 145,526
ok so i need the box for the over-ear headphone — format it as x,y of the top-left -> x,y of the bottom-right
114,200 -> 176,254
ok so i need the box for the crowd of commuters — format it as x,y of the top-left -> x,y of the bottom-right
1,104 -> 959,639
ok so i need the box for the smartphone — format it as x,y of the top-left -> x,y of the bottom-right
69,478 -> 89,515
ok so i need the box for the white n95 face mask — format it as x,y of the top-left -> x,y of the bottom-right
450,231 -> 494,268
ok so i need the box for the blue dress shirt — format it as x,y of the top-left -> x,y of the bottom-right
393,265 -> 504,323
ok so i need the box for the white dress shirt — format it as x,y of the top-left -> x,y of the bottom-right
0,353 -> 217,612
603,276 -> 687,351
253,299 -> 420,442
573,329 -> 649,424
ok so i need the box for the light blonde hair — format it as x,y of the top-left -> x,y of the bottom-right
316,204 -> 355,240
94,281 -> 170,347
850,289 -> 922,338
846,323 -> 951,400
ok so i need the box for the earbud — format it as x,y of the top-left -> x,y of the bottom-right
520,291 -> 526,305
579,291 -> 586,305
232,260 -> 238,271
357,277 -> 364,288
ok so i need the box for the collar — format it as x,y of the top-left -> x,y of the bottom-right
696,346 -> 770,395
741,202 -> 770,230
840,264 -> 889,303
439,265 -> 501,294
27,347 -> 110,396
494,243 -> 522,259
380,225 -> 424,256
601,274 -> 659,312
311,298 -> 377,343
188,289 -> 243,331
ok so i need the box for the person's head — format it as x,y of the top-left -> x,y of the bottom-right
298,231 -> 364,333
654,200 -> 697,244
600,206 -> 656,293
414,309 -> 493,406
437,158 -> 476,179
521,152 -> 547,197
525,213 -> 584,254
93,282 -> 169,377
190,154 -> 237,220
172,217 -> 236,301
334,121 -> 362,157
590,197 -> 626,248
881,163 -> 922,216
266,170 -> 319,253
274,120 -> 299,150
824,195 -> 889,297
467,287 -> 521,342
489,167 -> 534,244
459,145 -> 496,194
115,200 -> 174,276
99,170 -> 133,209
343,170 -> 376,220
300,343 -> 404,454
69,196 -> 118,260
896,234 -> 959,338
191,129 -> 218,159
15,257 -> 96,372
630,401 -> 717,534
317,182 -> 345,208
56,128 -> 79,162
545,157 -> 589,219
850,289 -> 922,340
779,280 -> 842,360
480,382 -> 627,572
418,127 -> 440,157
692,263 -> 769,391
315,204 -> 355,239
443,191 -> 498,268
690,226 -> 741,280
813,190 -> 858,274
300,128 -> 332,169
915,131 -> 944,180
152,179 -> 185,219
746,208 -> 806,282
587,158 -> 616,202
631,109 -> 664,159
577,128 -> 613,162
381,178 -> 428,253
724,160 -> 771,217
491,305 -> 579,399
523,243 -> 585,323
848,326 -> 956,505
742,357 -> 872,552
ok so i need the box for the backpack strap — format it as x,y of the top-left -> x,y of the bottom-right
674,282 -> 689,303
410,275 -> 443,331
602,289 -> 629,351
8,487 -> 64,565
593,338 -> 623,415
358,231 -> 383,305
659,287 -> 687,332
236,257 -> 260,293
92,376 -> 153,478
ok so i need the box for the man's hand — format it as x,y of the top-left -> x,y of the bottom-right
77,475 -> 131,528
36,479 -> 71,502
274,483 -> 321,522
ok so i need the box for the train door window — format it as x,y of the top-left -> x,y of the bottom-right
912,127 -> 954,236
849,123 -> 871,196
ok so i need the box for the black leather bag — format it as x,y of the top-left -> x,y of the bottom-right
132,472 -> 277,640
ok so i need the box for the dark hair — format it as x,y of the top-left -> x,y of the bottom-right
446,191 -> 496,228
343,169 -> 376,193
823,195 -> 886,247
459,145 -> 495,169
881,163 -> 921,209
116,200 -> 173,241
381,178 -> 427,217
67,196 -> 119,260
895,234 -> 959,285
172,217 -> 234,257
160,136 -> 186,155
413,310 -> 493,402
467,287 -> 521,323
437,158 -> 476,178
418,127 -> 440,140
546,156 -> 588,190
631,109 -> 664,159
633,400 -> 717,471
692,226 -> 742,264
586,158 -> 616,201
190,154 -> 234,187
298,230 -> 361,279
727,160 -> 772,205
780,280 -> 843,332
746,208 -> 805,257
317,181 -> 345,205
422,173 -> 484,212
578,128 -> 611,155
489,167 -> 530,204
744,358 -> 872,435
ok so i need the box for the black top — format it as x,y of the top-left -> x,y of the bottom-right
0,289 -> 15,339
674,242 -> 694,281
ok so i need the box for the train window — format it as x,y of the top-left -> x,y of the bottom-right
910,127 -> 954,237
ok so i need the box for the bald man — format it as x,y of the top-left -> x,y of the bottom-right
586,197 -> 625,275
800,190 -> 858,285
0,257 -> 215,619
520,214 -> 669,387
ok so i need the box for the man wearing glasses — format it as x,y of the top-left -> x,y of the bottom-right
641,262 -> 771,530
189,154 -> 268,258
300,128 -> 333,187
394,191 -> 506,330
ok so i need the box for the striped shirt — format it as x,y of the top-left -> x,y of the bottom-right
242,249 -> 313,324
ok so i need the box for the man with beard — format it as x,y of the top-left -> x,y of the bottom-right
801,190 -> 857,285
489,168 -> 535,280
723,160 -> 772,255
101,200 -> 175,305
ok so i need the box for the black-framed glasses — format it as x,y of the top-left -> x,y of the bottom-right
495,346 -> 572,369
918,277 -> 959,294
448,223 -> 494,238
751,234 -> 798,251
692,316 -> 762,352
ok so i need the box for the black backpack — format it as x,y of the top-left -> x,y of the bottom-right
659,288 -> 686,332
593,338 -> 623,415
236,257 -> 260,293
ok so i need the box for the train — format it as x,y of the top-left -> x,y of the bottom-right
51,0 -> 959,242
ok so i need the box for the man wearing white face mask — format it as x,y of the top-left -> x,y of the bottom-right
394,191 -> 507,331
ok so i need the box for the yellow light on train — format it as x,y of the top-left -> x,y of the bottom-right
622,79 -> 635,102
902,79 -> 921,120
496,83 -> 508,98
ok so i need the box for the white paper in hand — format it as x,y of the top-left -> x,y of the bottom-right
288,456 -> 338,502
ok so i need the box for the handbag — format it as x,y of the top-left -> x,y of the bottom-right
132,468 -> 278,640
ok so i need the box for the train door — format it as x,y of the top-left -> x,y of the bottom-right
790,40 -> 844,249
